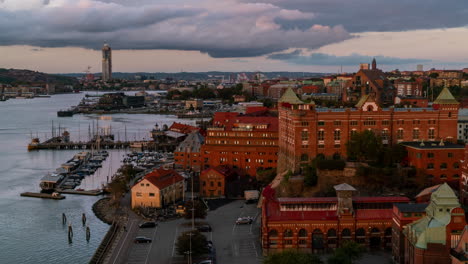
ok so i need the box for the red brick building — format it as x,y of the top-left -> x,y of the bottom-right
261,183 -> 410,254
403,141 -> 464,186
199,166 -> 235,198
278,87 -> 459,174
460,146 -> 468,205
392,203 -> 428,264
395,79 -> 424,97
174,131 -> 204,171
201,109 -> 278,176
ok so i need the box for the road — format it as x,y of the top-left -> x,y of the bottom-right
109,199 -> 262,264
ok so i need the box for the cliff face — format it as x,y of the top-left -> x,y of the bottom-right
0,68 -> 78,85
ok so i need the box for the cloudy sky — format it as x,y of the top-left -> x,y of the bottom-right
1,0 -> 468,73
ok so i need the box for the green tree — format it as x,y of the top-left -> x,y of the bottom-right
264,251 -> 323,264
428,72 -> 439,79
256,167 -> 277,185
346,130 -> 383,162
107,178 -> 127,204
184,200 -> 207,219
303,165 -> 317,187
327,241 -> 365,264
176,230 -> 209,257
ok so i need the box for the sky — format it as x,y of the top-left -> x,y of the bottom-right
0,0 -> 468,73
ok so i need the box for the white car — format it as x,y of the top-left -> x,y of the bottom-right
236,216 -> 253,225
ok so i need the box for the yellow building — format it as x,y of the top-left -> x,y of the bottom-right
131,168 -> 184,209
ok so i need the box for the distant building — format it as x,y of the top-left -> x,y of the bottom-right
199,166 -> 236,198
457,116 -> 468,143
102,43 -> 112,82
131,168 -> 184,209
417,64 -> 424,71
185,99 -> 203,110
404,183 -> 466,264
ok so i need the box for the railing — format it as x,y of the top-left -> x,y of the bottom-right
89,222 -> 121,264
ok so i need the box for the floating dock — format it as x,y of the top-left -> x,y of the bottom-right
56,189 -> 103,196
20,192 -> 66,200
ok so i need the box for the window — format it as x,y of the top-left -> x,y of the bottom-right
397,120 -> 405,125
413,119 -> 420,125
301,154 -> 308,162
403,213 -> 412,217
203,181 -> 206,186
218,182 -> 221,187
448,152 -> 454,158
318,130 -> 325,141
334,130 -> 341,141
382,120 -> 390,126
412,129 -> 420,140
301,122 -> 309,126
428,128 -> 435,139
449,112 -> 452,117
427,163 -> 434,169
342,228 -> 351,238
298,229 -> 307,237
351,130 -> 358,137
440,174 -> 447,179
350,120 -> 358,126
397,129 -> 404,139
284,229 -> 293,238
210,181 -> 214,187
218,190 -> 222,195
318,144 -> 324,149
381,130 -> 389,140
136,192 -> 142,197
427,153 -> 434,158
454,174 -> 460,179
334,144 -> 341,148
440,163 -> 447,169
301,130 -> 308,140
416,153 -> 422,158
149,193 -> 155,197
140,183 -> 144,187
364,118 -> 376,126
318,121 -> 325,126
334,120 -> 341,126
454,162 -> 460,169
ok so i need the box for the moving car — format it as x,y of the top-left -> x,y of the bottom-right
139,221 -> 157,228
134,236 -> 152,243
236,216 -> 253,225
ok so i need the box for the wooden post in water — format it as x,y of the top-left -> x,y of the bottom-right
82,213 -> 87,226
62,213 -> 67,225
86,225 -> 91,242
68,223 -> 73,243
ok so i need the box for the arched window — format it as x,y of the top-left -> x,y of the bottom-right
440,163 -> 447,169
441,174 -> 447,179
367,105 -> 374,111
371,227 -> 380,234
327,229 -> 337,237
312,229 -> 324,249
454,162 -> 460,169
284,229 -> 293,238
356,228 -> 365,237
268,229 -> 278,238
342,228 -> 351,237
454,174 -> 460,179
385,227 -> 392,236
298,229 -> 307,238
301,154 -> 308,162
332,153 -> 341,160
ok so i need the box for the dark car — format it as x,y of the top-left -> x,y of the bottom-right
139,221 -> 157,228
197,225 -> 212,232
134,236 -> 152,243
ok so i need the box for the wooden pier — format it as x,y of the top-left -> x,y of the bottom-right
20,192 -> 66,200
56,189 -> 103,196
28,140 -> 178,152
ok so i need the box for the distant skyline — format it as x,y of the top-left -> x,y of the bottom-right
1,0 -> 468,73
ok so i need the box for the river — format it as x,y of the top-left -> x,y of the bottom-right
0,92 -> 193,263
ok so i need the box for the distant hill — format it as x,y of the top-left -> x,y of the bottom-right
0,68 -> 78,85
60,71 -> 328,81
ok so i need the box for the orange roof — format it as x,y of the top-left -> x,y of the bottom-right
143,168 -> 184,190
169,122 -> 200,134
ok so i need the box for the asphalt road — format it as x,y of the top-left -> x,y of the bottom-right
109,199 -> 262,264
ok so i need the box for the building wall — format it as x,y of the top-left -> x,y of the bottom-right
278,103 -> 459,174
391,207 -> 426,264
406,146 -> 463,185
131,179 -> 162,208
202,129 -> 278,176
200,169 -> 225,197
174,151 -> 201,171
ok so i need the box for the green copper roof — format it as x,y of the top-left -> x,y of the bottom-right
433,87 -> 458,104
279,87 -> 303,104
355,94 -> 370,108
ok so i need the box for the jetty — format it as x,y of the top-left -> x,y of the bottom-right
20,192 -> 65,200
56,189 -> 103,196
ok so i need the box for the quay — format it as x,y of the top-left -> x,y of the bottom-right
56,189 -> 103,196
20,192 -> 66,200
28,140 -> 178,152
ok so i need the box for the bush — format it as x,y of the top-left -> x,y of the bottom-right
316,159 -> 346,170
264,250 -> 323,264
176,230 -> 209,257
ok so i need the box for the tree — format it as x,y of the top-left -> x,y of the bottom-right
176,230 -> 209,257
346,130 -> 383,162
303,165 -> 317,187
256,167 -> 277,185
327,241 -> 365,264
263,251 -> 323,264
184,200 -> 207,219
107,178 -> 127,204
428,72 -> 439,79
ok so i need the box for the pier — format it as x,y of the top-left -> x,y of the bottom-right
57,189 -> 103,196
20,192 -> 66,200
28,140 -> 178,151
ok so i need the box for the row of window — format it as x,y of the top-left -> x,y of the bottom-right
427,174 -> 459,179
205,140 -> 276,145
268,227 -> 392,239
315,128 -> 436,141
425,162 -> 459,169
316,119 -> 437,126
202,181 -> 222,187
207,132 -> 275,137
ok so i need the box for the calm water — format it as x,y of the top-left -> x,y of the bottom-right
0,93 -> 193,263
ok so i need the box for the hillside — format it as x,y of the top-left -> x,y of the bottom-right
0,68 -> 78,85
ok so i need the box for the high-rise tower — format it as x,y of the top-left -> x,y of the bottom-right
101,43 -> 112,82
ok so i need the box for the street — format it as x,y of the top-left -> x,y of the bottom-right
108,199 -> 262,264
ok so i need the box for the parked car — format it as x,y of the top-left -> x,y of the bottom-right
134,236 -> 152,243
139,221 -> 157,228
197,225 -> 212,232
236,216 -> 253,225
196,260 -> 213,264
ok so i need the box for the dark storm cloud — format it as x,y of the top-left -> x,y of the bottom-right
243,0 -> 468,32
0,0 -> 352,58
268,50 -> 431,65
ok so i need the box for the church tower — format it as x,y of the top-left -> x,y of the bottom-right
372,58 -> 377,70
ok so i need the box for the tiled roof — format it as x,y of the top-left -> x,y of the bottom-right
169,122 -> 200,134
278,87 -> 303,104
143,168 -> 184,190
277,197 -> 337,204
176,131 -> 204,152
394,203 -> 428,213
355,209 -> 393,220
